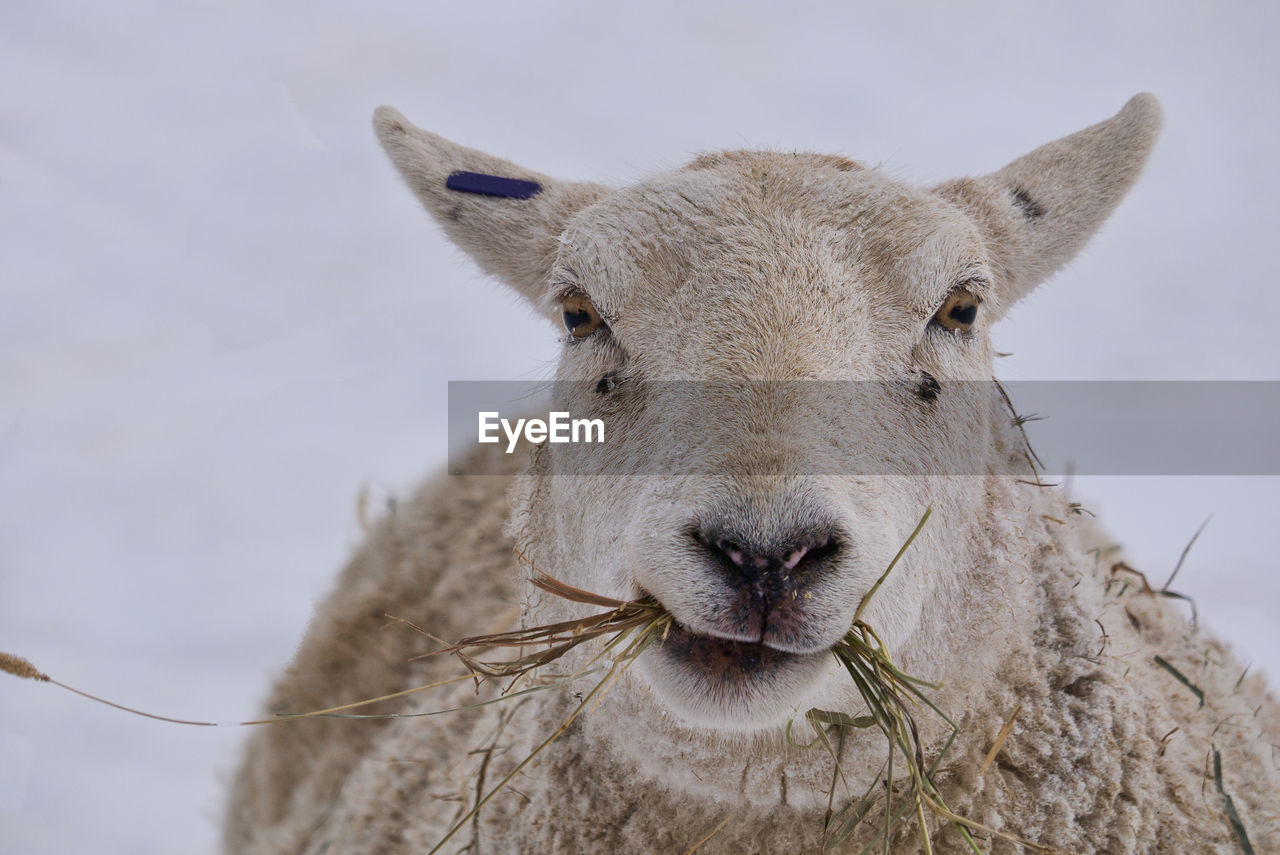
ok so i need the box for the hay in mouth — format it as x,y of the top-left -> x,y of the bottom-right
420,510 -> 1066,853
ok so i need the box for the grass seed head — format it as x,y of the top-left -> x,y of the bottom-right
1,651 -> 49,682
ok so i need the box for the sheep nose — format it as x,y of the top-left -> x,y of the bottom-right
685,516 -> 846,649
692,524 -> 842,587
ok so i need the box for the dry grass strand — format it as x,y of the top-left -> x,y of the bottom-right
981,704 -> 1022,775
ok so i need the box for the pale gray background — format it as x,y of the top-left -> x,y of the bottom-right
2,2 -> 1277,853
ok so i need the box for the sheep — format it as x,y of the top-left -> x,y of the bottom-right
222,94 -> 1280,854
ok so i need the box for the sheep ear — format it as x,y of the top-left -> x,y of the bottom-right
934,93 -> 1162,319
373,107 -> 607,319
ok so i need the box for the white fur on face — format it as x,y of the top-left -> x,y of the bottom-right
513,161 -> 1000,730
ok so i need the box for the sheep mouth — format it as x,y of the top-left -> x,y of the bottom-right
626,587 -> 835,727
656,622 -> 811,677
636,588 -> 836,664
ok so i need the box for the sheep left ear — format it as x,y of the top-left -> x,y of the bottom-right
373,107 -> 608,321
934,93 -> 1162,319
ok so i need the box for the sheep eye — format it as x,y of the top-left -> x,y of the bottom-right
561,293 -> 606,338
931,287 -> 981,333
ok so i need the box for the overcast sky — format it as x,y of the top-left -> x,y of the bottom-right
2,3 -> 1277,853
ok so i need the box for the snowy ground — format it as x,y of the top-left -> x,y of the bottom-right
2,3 -> 1277,853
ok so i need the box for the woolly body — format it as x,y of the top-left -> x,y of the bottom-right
224,95 -> 1279,853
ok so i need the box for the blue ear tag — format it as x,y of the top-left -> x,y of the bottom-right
446,171 -> 542,199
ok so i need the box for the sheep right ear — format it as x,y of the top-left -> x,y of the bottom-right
373,107 -> 608,320
933,93 -> 1162,320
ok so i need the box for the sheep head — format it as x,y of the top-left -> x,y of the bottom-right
373,95 -> 1161,733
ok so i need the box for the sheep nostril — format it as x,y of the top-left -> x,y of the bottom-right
714,538 -> 743,567
781,538 -> 820,571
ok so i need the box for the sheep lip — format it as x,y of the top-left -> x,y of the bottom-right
635,588 -> 833,658
657,622 -> 825,676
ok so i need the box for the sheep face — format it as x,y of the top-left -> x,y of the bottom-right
374,95 -> 1162,733
525,161 -> 999,729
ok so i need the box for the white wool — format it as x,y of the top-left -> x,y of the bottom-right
224,95 -> 1278,854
